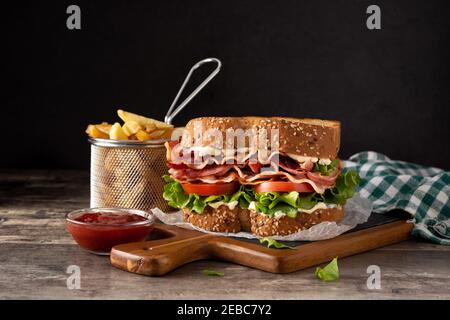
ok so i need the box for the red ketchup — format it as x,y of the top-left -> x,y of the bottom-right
66,209 -> 154,255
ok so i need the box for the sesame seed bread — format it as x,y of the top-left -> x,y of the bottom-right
180,116 -> 341,159
182,205 -> 344,236
182,206 -> 245,233
249,207 -> 344,236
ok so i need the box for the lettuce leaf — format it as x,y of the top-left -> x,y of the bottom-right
163,177 -> 190,209
313,159 -> 340,176
297,193 -> 318,210
268,203 -> 298,217
259,237 -> 295,249
315,257 -> 340,281
203,269 -> 225,277
321,170 -> 361,205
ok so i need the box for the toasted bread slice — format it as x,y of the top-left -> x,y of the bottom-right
182,205 -> 343,236
249,207 -> 344,236
180,116 -> 340,159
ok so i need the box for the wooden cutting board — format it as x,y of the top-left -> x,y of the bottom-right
110,211 -> 413,276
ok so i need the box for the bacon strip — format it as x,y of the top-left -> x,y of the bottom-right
169,165 -> 233,180
168,164 -> 339,194
165,141 -> 341,194
166,141 -> 318,170
306,166 -> 340,187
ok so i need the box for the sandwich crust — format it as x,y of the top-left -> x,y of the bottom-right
182,206 -> 243,233
180,116 -> 341,159
182,205 -> 344,236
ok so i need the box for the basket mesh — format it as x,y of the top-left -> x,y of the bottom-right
90,144 -> 172,212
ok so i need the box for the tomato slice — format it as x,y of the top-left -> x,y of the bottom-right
254,181 -> 314,193
181,182 -> 239,196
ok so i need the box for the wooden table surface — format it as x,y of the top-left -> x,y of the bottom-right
1,169 -> 449,300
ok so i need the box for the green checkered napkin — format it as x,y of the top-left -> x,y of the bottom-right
343,151 -> 450,245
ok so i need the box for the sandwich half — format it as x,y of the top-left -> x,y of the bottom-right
163,117 -> 360,236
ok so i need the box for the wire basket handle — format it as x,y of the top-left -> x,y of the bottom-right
164,57 -> 222,124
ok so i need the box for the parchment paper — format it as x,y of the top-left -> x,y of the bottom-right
151,194 -> 373,241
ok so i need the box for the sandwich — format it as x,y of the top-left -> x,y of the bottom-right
163,117 -> 360,236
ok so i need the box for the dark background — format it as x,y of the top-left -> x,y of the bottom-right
4,0 -> 450,170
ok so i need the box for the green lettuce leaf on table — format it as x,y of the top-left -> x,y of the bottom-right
315,257 -> 340,281
202,269 -> 225,277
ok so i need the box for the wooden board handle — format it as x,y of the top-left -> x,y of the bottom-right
111,226 -> 213,276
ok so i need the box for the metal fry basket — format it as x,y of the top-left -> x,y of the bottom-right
90,138 -> 171,212
89,57 -> 222,212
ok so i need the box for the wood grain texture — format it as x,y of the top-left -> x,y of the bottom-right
1,169 -> 449,299
111,221 -> 412,275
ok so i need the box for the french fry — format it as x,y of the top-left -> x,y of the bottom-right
128,134 -> 138,140
122,121 -> 141,137
144,122 -> 157,133
95,122 -> 112,135
135,129 -> 173,140
117,109 -> 173,129
109,122 -> 128,140
135,129 -> 151,141
147,130 -> 166,139
148,129 -> 175,139
86,124 -> 109,139
86,110 -> 172,141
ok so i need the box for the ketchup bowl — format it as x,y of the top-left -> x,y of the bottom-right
66,208 -> 155,255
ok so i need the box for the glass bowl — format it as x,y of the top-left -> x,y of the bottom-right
66,207 -> 155,255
